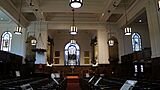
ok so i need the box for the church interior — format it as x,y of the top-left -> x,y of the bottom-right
0,0 -> 160,89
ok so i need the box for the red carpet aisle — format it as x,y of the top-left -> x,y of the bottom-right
67,83 -> 81,90
66,76 -> 81,90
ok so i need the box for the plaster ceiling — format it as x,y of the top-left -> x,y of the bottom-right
0,0 -> 147,25
8,0 -> 136,23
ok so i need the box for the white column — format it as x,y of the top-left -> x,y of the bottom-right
97,29 -> 109,64
146,0 -> 160,58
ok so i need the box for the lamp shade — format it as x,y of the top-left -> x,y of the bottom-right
14,26 -> 22,35
69,0 -> 83,8
70,25 -> 77,35
70,39 -> 76,44
158,0 -> 160,10
124,27 -> 131,36
31,38 -> 37,46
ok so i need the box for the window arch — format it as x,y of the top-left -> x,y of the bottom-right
132,33 -> 142,51
64,40 -> 80,66
1,31 -> 12,51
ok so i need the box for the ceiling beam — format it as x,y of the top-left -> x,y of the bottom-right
99,0 -> 122,22
48,22 -> 106,30
25,0 -> 45,20
0,0 -> 29,27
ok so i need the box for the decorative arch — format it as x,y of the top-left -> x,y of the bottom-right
1,31 -> 12,51
64,40 -> 80,66
132,33 -> 142,51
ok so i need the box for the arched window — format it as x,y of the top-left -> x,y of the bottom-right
1,31 -> 12,51
64,40 -> 80,66
132,33 -> 142,51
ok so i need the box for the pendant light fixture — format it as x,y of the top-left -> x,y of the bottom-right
107,18 -> 114,46
31,38 -> 37,46
31,23 -> 37,46
108,39 -> 114,46
124,0 -> 131,36
14,0 -> 23,35
70,9 -> 78,35
32,19 -> 46,52
158,0 -> 160,10
70,39 -> 76,44
69,0 -> 83,9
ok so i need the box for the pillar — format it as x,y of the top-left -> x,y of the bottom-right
97,29 -> 109,64
146,0 -> 160,57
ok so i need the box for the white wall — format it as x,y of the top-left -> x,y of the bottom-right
117,23 -> 150,61
0,21 -> 26,57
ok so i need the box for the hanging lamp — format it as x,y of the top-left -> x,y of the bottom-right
107,19 -> 114,46
108,39 -> 114,46
14,0 -> 23,35
31,39 -> 37,46
124,0 -> 131,36
32,20 -> 46,52
70,9 -> 78,35
70,39 -> 76,44
158,0 -> 160,10
69,0 -> 83,9
31,23 -> 37,46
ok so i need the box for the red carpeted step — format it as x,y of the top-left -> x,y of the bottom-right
66,76 -> 81,90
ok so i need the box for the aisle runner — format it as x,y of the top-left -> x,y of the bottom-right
66,76 -> 81,90
67,83 -> 81,90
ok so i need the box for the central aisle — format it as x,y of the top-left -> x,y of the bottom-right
66,76 -> 81,90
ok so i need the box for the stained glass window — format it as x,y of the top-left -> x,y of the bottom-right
132,33 -> 142,51
64,40 -> 80,66
1,31 -> 12,51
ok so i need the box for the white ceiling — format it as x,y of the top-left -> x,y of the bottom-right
9,0 -> 136,23
0,0 -> 147,26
